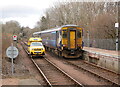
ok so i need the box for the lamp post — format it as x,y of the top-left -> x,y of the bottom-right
115,23 -> 119,51
87,29 -> 90,47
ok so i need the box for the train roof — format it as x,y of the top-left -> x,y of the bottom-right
33,24 -> 80,35
28,37 -> 42,42
61,24 -> 80,27
33,27 -> 61,35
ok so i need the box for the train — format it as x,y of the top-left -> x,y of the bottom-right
27,37 -> 45,57
33,24 -> 83,58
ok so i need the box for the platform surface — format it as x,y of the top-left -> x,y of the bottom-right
19,79 -> 41,85
83,47 -> 119,58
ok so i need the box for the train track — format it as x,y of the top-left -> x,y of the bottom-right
60,57 -> 120,86
45,51 -> 120,86
21,41 -> 84,87
31,58 -> 83,86
67,61 -> 120,86
21,41 -> 120,86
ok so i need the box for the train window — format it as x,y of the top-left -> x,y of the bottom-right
62,30 -> 67,38
77,31 -> 81,38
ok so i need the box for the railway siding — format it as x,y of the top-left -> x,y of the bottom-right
83,47 -> 119,74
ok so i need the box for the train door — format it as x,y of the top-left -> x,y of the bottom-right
70,30 -> 76,49
56,31 -> 62,47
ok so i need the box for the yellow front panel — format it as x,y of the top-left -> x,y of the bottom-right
70,31 -> 75,49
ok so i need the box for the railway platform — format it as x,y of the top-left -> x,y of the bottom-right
83,47 -> 119,74
19,79 -> 41,85
83,47 -> 119,58
2,79 -> 41,85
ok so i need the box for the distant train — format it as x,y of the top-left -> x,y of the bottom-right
33,25 -> 83,58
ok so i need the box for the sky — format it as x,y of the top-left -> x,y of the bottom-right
1,0 -> 66,28
1,0 -> 118,28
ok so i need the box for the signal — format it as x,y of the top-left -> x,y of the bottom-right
13,35 -> 17,41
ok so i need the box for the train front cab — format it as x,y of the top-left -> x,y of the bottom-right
27,37 -> 42,46
60,26 -> 83,58
27,37 -> 43,54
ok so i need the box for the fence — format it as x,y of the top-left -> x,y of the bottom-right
83,39 -> 116,50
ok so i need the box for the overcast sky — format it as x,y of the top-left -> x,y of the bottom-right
1,0 -> 66,28
1,0 -> 118,28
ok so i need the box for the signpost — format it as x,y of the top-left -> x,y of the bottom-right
6,43 -> 19,75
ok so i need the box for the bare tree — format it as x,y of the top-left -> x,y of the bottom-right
2,20 -> 21,35
35,1 -> 117,50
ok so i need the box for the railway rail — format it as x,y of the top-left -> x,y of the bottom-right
47,51 -> 120,86
21,41 -> 120,86
21,41 -> 83,87
31,58 -> 83,86
65,60 -> 119,86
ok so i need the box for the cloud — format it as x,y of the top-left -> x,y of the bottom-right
2,15 -> 41,28
2,6 -> 43,18
0,0 -> 68,28
1,5 -> 44,28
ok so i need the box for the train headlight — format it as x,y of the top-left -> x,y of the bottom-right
77,44 -> 81,47
63,44 -> 66,47
30,48 -> 34,50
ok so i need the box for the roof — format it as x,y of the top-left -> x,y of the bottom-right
29,37 -> 42,41
61,24 -> 80,27
33,27 -> 61,35
33,24 -> 80,35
